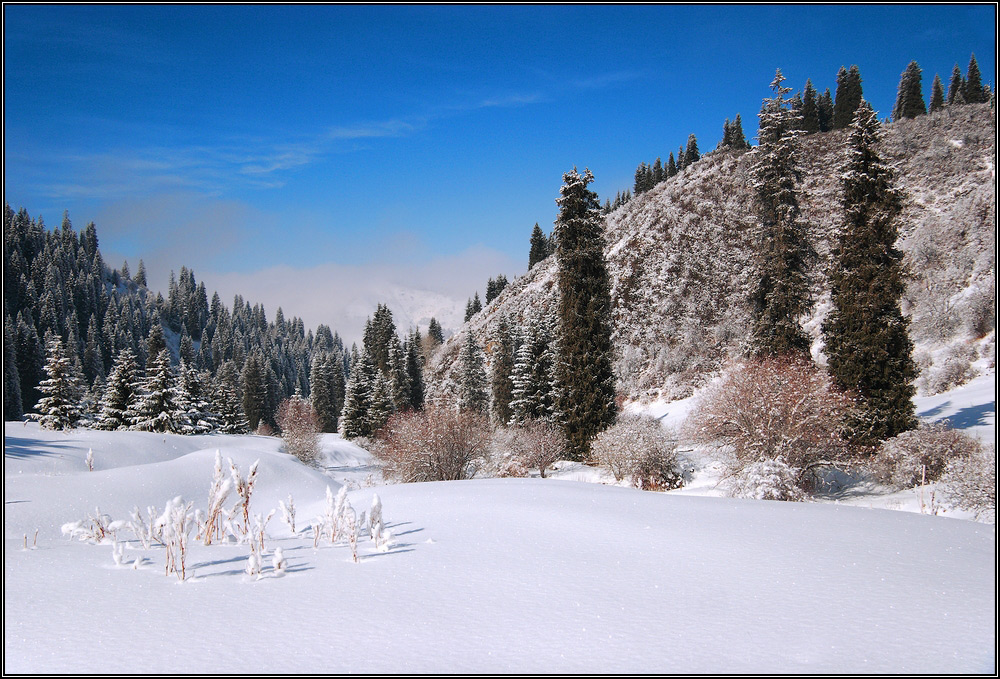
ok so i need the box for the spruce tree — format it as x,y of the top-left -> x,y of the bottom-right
684,134 -> 700,166
32,337 -> 85,430
510,316 -> 558,424
553,167 -> 617,459
96,348 -> 139,430
135,259 -> 147,287
214,360 -> 249,433
834,65 -> 864,129
489,316 -> 516,425
892,61 -> 927,121
240,351 -> 268,431
801,80 -> 821,133
4,316 -> 23,421
822,101 -> 918,445
965,53 -> 987,104
528,223 -> 549,269
129,348 -> 184,433
818,88 -> 835,132
731,114 -> 749,149
456,332 -> 488,414
929,73 -> 945,113
749,70 -> 814,357
948,63 -> 966,105
341,350 -> 377,439
310,353 -> 338,432
404,332 -> 424,410
666,153 -> 677,177
428,318 -> 445,345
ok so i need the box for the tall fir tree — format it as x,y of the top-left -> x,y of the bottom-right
552,168 -> 617,460
95,348 -> 139,430
4,315 -> 23,421
892,61 -> 927,121
404,331 -> 424,410
340,349 -> 377,439
31,336 -> 85,430
489,316 -> 516,425
214,360 -> 249,434
749,70 -> 814,356
929,73 -> 945,113
456,332 -> 489,414
684,134 -> 700,166
666,152 -> 677,177
964,53 -> 987,104
510,316 -> 558,424
947,63 -> 966,105
833,65 -> 863,129
800,80 -> 821,133
427,318 -> 445,345
528,223 -> 550,269
730,114 -> 749,149
129,348 -> 185,433
310,353 -> 338,433
818,88 -> 835,132
822,101 -> 918,445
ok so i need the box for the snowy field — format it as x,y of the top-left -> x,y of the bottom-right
4,374 -> 996,673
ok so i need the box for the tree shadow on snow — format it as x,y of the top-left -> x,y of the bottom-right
939,402 -> 995,430
4,435 -> 79,460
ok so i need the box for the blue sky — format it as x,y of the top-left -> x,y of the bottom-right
4,4 -> 996,341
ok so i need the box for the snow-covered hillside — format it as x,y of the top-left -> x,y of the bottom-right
4,373 -> 996,673
430,103 -> 995,402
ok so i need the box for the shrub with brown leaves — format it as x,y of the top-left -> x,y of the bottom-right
372,407 -> 490,483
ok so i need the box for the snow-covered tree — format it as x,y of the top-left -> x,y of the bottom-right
129,348 -> 185,433
510,316 -> 558,424
456,332 -> 488,414
749,69 -> 814,357
892,61 -> 927,121
31,336 -> 85,430
822,101 -> 917,445
95,348 -> 139,430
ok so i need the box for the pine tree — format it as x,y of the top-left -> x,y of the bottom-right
129,348 -> 185,433
801,80 -> 821,133
965,53 -> 987,104
489,316 -> 516,425
510,316 -> 558,424
948,63 -> 966,105
528,223 -> 549,269
31,336 -> 85,430
240,351 -> 268,431
214,360 -> 249,433
749,70 -> 814,357
387,341 -> 411,413
146,322 -> 167,364
666,152 -> 677,177
96,348 -> 139,430
341,349 -> 377,439
834,65 -> 863,129
135,259 -> 147,287
652,157 -> 664,184
731,114 -> 749,149
929,73 -> 945,113
553,168 -> 617,460
822,101 -> 918,445
310,353 -> 338,432
177,360 -> 219,434
456,332 -> 488,414
404,331 -> 424,410
363,304 -> 397,374
427,318 -> 445,345
892,61 -> 927,121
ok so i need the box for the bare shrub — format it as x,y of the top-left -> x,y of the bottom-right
371,407 -> 491,482
872,421 -> 983,489
255,422 -> 276,437
941,443 -> 996,522
489,420 -> 565,478
591,414 -> 684,490
686,357 -> 852,492
277,396 -> 322,465
917,342 -> 978,395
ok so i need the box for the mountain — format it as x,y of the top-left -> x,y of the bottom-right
427,103 -> 996,403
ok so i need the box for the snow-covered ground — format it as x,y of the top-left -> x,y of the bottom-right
4,374 -> 996,673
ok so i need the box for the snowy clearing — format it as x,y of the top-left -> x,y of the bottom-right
4,374 -> 996,673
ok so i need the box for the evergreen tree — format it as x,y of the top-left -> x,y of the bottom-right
31,336 -> 85,430
485,274 -> 509,305
652,157 -> 664,184
676,145 -> 686,172
310,353 -> 338,433
177,360 -> 219,433
834,65 -> 864,129
666,152 -> 677,177
528,223 -> 550,269
510,316 -> 558,424
387,341 -> 411,413
489,316 -> 516,425
427,318 -> 445,345
731,114 -> 749,149
929,73 -> 945,113
749,70 -> 814,357
214,360 -> 249,434
965,53 -> 987,104
552,168 -> 617,460
818,88 -> 835,132
240,351 -> 269,431
456,332 -> 488,414
146,322 -> 166,364
135,259 -> 147,287
720,118 -> 732,149
684,134 -> 700,166
367,370 -> 395,434
892,61 -> 927,121
948,63 -> 966,105
363,304 -> 397,374
404,332 -> 424,410
129,348 -> 184,433
4,316 -> 23,421
801,80 -> 821,133
822,101 -> 918,445
96,348 -> 139,430
341,350 -> 377,439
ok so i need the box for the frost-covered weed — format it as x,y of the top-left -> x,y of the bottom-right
197,451 -> 233,545
227,457 -> 259,542
279,495 -> 296,535
155,496 -> 196,581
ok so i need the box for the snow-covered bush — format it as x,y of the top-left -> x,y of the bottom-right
371,407 -> 490,482
590,414 -> 684,490
872,421 -> 982,489
155,496 -> 195,581
279,495 -> 296,535
727,457 -> 805,502
276,395 -> 321,465
272,547 -> 287,575
488,420 -> 565,478
940,443 -> 996,522
227,458 -> 259,542
917,342 -> 979,395
686,357 -> 852,492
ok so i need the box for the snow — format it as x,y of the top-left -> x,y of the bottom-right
4,374 -> 996,673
